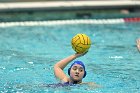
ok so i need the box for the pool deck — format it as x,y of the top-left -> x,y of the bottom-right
0,1 -> 140,12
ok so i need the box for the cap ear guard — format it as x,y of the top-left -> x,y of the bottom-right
68,68 -> 86,78
84,71 -> 87,78
68,68 -> 70,76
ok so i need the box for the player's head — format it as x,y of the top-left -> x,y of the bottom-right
68,61 -> 86,82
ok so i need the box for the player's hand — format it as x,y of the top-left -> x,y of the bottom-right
75,51 -> 88,57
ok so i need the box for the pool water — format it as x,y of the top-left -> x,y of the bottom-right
0,22 -> 140,93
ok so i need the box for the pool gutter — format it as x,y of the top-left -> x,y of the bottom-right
0,1 -> 140,12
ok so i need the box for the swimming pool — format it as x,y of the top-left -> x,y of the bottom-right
0,19 -> 140,93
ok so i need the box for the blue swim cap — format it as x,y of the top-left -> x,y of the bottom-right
68,61 -> 86,78
70,61 -> 86,70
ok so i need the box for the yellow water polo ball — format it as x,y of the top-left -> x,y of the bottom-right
71,34 -> 91,53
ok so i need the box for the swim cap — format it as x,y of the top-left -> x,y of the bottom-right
68,61 -> 86,78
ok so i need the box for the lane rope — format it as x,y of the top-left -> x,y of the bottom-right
0,18 -> 140,27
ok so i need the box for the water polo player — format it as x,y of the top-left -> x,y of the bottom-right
54,53 -> 87,84
136,38 -> 140,52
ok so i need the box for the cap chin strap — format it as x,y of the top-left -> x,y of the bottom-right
73,80 -> 81,84
69,77 -> 82,84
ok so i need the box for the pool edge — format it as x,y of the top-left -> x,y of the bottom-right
0,1 -> 140,12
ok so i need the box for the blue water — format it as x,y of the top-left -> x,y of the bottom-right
0,22 -> 140,93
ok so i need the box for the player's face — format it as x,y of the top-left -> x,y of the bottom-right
70,64 -> 85,81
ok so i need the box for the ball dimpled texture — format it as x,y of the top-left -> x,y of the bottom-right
71,34 -> 91,53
